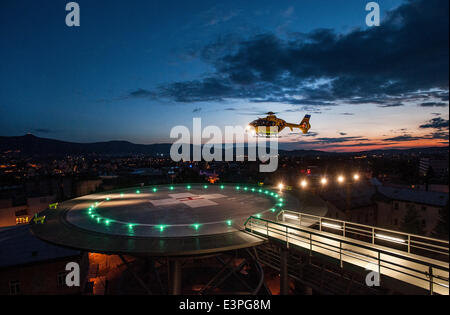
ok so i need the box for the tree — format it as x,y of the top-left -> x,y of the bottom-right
401,206 -> 425,235
433,202 -> 449,240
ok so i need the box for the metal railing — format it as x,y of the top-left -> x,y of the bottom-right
245,213 -> 449,295
276,210 -> 449,259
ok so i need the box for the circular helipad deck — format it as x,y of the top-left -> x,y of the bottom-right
31,184 -> 300,256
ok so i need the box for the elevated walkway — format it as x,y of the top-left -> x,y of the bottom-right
245,210 -> 449,295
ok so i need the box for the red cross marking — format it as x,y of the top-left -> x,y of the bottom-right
177,196 -> 204,202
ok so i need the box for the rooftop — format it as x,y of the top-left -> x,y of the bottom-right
0,225 -> 81,269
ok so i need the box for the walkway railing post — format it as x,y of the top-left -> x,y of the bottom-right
429,266 -> 434,295
408,235 -> 411,253
286,226 -> 289,249
372,227 -> 375,244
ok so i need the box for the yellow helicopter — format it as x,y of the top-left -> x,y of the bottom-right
246,112 -> 311,137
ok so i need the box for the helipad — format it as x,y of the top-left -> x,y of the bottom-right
31,184 -> 300,256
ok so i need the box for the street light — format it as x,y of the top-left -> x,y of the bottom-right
337,175 -> 345,183
353,173 -> 360,181
278,183 -> 284,191
320,177 -> 328,185
300,179 -> 308,188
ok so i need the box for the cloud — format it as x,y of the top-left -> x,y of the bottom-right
192,107 -> 202,113
151,0 -> 448,106
282,6 -> 295,18
378,102 -> 404,108
419,117 -> 449,130
32,128 -> 57,134
419,102 -> 449,107
383,134 -> 422,142
129,88 -> 154,98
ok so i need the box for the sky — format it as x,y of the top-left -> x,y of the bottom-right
0,0 -> 448,152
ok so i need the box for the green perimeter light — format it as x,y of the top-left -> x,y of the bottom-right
169,186 -> 174,190
226,220 -> 232,226
270,208 -> 276,213
220,185 -> 225,189
136,190 -> 141,194
106,197 -> 110,201
203,185 -> 208,189
105,220 -> 110,225
256,214 -> 261,218
251,188 -> 255,192
128,224 -> 134,229
158,225 -> 166,232
187,185 -> 191,190
152,188 -> 158,192
193,223 -> 200,230
236,186 -> 240,190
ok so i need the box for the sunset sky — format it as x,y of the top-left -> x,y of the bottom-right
0,0 -> 448,152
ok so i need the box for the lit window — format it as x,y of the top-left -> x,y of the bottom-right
16,217 -> 29,225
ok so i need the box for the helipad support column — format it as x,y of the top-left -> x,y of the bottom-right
169,260 -> 182,295
280,247 -> 289,295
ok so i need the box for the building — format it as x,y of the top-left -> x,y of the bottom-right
320,182 -> 377,225
374,186 -> 449,236
0,225 -> 89,295
0,195 -> 56,227
320,180 -> 449,237
419,158 -> 449,177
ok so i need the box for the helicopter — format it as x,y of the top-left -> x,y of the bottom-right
246,112 -> 311,137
